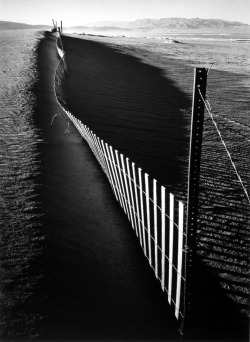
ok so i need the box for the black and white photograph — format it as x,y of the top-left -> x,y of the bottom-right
0,0 -> 249,341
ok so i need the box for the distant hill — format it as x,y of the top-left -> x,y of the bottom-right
86,17 -> 250,29
1,18 -> 249,32
69,26 -> 132,32
0,21 -> 51,30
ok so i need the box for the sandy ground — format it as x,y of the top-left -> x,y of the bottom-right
0,27 -> 249,341
0,30 -> 46,339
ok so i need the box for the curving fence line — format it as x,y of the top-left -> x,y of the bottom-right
54,34 -> 187,325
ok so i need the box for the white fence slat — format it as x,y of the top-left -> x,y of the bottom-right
103,141 -> 115,179
168,193 -> 174,304
161,186 -> 166,291
100,140 -> 117,197
145,173 -> 152,265
77,119 -> 84,138
82,122 -> 88,140
153,179 -> 158,279
83,124 -> 88,140
97,137 -> 108,175
84,125 -> 89,136
72,116 -> 79,132
77,120 -> 84,139
88,129 -> 95,153
87,126 -> 92,141
89,130 -> 98,160
109,146 -> 126,212
79,121 -> 86,140
74,117 -> 80,134
175,201 -> 184,319
132,162 -> 143,246
85,127 -> 92,150
100,139 -> 111,177
115,150 -> 129,215
138,168 -> 146,255
89,131 -> 96,156
121,154 -> 134,228
106,144 -> 123,206
126,158 -> 138,235
92,133 -> 102,165
74,118 -> 87,145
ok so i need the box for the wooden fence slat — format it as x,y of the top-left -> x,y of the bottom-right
74,117 -> 80,134
79,121 -> 86,140
90,130 -> 98,158
132,163 -> 143,247
89,130 -> 96,155
153,179 -> 158,279
85,124 -> 90,137
82,122 -> 88,140
85,127 -> 92,150
115,150 -> 129,215
175,201 -> 184,319
161,186 -> 166,291
77,119 -> 84,138
138,168 -> 146,255
121,154 -> 134,228
92,133 -> 102,166
82,123 -> 88,140
106,144 -> 124,206
126,158 -> 138,235
101,138 -> 113,186
100,140 -> 117,198
71,115 -> 77,129
88,129 -> 94,153
109,146 -> 126,212
97,137 -> 108,175
168,193 -> 174,304
145,173 -> 152,265
72,116 -> 80,133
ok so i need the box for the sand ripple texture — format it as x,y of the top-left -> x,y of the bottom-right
0,30 -> 45,340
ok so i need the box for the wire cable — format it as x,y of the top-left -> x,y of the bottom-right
199,89 -> 250,205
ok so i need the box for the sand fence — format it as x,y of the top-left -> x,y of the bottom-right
54,32 -> 188,329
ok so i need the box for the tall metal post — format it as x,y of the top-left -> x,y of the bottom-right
181,68 -> 207,336
61,21 -> 63,34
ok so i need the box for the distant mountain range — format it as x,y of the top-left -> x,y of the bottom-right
0,21 -> 50,30
86,18 -> 250,29
0,18 -> 249,31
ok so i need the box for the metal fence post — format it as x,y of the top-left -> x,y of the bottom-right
181,67 -> 207,336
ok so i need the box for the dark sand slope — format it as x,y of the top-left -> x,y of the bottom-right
62,35 -> 191,194
35,32 -> 179,340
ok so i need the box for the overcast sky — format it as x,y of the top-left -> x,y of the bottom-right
1,0 -> 250,26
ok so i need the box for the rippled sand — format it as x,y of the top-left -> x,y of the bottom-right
0,30 -> 45,339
